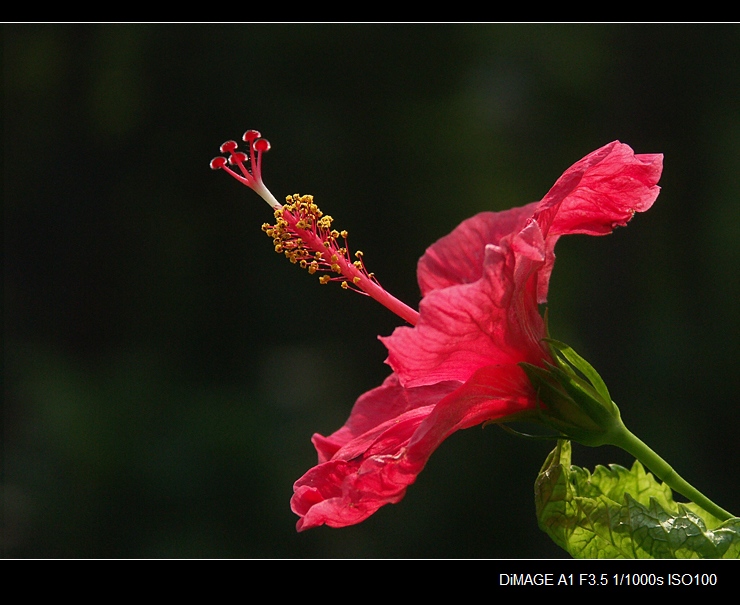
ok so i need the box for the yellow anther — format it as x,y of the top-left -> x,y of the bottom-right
318,216 -> 333,229
260,193 -> 372,295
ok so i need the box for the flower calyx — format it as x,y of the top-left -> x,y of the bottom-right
520,339 -> 624,447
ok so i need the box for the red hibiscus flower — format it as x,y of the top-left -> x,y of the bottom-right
211,135 -> 663,531
291,142 -> 662,531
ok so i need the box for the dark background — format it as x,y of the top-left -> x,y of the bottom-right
4,23 -> 739,558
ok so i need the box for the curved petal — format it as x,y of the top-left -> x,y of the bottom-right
291,363 -> 537,531
383,141 -> 664,384
532,142 -> 663,303
417,204 -> 537,296
292,405 -> 434,531
311,374 -> 460,463
383,219 -> 548,387
535,141 -> 663,237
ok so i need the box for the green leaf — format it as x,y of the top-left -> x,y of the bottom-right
535,440 -> 740,558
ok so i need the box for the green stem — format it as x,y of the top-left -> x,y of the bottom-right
609,424 -> 735,522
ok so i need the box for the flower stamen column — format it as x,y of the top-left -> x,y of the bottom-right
211,130 -> 419,326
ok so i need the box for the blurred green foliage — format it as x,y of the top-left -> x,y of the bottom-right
4,23 -> 739,558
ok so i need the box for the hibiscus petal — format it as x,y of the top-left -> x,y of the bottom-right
383,219 -> 547,387
406,363 -> 538,453
417,204 -> 536,296
292,404 -> 435,531
312,374 -> 460,463
532,142 -> 662,303
292,458 -> 407,530
535,141 -> 663,238
291,364 -> 536,531
384,141 -> 664,385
